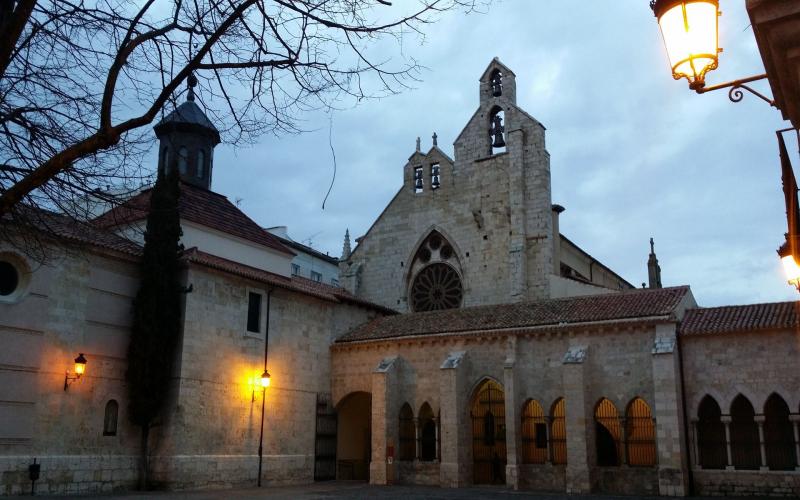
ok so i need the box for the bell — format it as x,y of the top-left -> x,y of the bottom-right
491,113 -> 505,148
415,177 -> 423,190
492,132 -> 506,148
432,175 -> 440,189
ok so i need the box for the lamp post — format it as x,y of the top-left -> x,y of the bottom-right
257,290 -> 272,487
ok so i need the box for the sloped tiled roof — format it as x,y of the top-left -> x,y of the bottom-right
337,286 -> 691,343
681,301 -> 800,336
94,182 -> 293,256
155,101 -> 219,132
184,248 -> 396,314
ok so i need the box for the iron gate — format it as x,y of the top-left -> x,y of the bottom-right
471,380 -> 506,484
314,393 -> 337,481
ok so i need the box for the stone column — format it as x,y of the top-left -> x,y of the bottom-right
650,327 -> 689,496
721,416 -> 734,470
791,415 -> 800,471
439,351 -> 470,487
755,416 -> 768,471
370,356 -> 400,485
414,418 -> 420,461
545,416 -> 552,464
562,345 -> 591,494
503,343 -> 521,490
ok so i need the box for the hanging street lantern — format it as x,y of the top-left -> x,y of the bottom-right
64,353 -> 87,391
778,242 -> 800,290
651,0 -> 720,91
260,369 -> 271,389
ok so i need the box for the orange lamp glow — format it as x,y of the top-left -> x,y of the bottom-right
74,353 -> 87,377
652,0 -> 720,90
260,369 -> 271,388
778,243 -> 800,290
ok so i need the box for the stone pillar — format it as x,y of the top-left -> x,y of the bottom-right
721,416 -> 734,470
562,345 -> 591,494
545,416 -> 553,464
619,418 -> 628,465
414,418 -> 420,461
651,327 -> 689,496
791,416 -> 800,471
439,351 -> 470,487
503,339 -> 521,490
370,356 -> 400,485
755,416 -> 768,471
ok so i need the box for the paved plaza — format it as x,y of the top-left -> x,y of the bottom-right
35,482 -> 776,500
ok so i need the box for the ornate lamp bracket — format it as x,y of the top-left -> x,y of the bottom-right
694,73 -> 775,106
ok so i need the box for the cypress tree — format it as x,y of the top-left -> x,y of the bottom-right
126,166 -> 183,489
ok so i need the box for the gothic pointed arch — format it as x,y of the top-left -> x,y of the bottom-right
407,229 -> 464,312
470,378 -> 506,484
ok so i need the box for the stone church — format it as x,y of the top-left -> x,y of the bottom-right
0,59 -> 798,497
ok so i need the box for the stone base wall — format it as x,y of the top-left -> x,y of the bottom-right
591,466 -> 659,496
0,455 -> 138,496
518,464 -> 565,491
396,461 -> 439,485
693,470 -> 800,497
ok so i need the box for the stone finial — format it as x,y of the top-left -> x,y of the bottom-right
415,136 -> 421,152
648,237 -> 662,289
341,229 -> 351,260
187,73 -> 198,102
432,132 -> 438,147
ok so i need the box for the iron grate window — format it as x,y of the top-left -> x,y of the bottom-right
626,398 -> 656,466
730,395 -> 760,470
399,403 -> 415,461
521,399 -> 547,464
550,398 -> 567,465
247,292 -> 261,333
595,398 -> 622,466
697,395 -> 727,469
764,394 -> 798,470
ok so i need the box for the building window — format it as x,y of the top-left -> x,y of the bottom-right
330,278 -> 339,287
595,398 -> 622,466
159,146 -> 170,173
764,393 -> 797,470
197,150 -> 205,178
521,399 -> 547,464
0,260 -> 19,296
291,264 -> 300,276
730,394 -> 760,470
697,395 -> 726,469
103,400 -> 118,436
431,163 -> 441,189
413,166 -> 424,193
418,403 -> 437,461
310,271 -> 322,283
626,397 -> 656,466
489,106 -> 506,153
247,292 -> 261,333
178,146 -> 189,174
410,263 -> 462,312
550,398 -> 567,464
399,403 -> 415,461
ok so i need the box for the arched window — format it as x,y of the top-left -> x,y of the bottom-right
595,398 -> 621,466
490,69 -> 503,97
730,395 -> 760,470
160,146 -> 170,173
521,399 -> 547,464
398,403 -> 415,461
197,150 -> 205,178
470,379 -> 506,485
418,403 -> 437,461
550,398 -> 567,465
103,400 -> 118,436
764,393 -> 797,470
626,398 -> 656,466
178,146 -> 188,174
489,106 -> 506,153
697,395 -> 726,469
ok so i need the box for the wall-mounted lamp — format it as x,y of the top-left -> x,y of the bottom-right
651,0 -> 773,105
63,353 -> 87,391
260,369 -> 271,389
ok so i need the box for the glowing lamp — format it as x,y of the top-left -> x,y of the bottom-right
64,353 -> 87,391
651,0 -> 720,91
260,369 -> 271,388
778,242 -> 800,290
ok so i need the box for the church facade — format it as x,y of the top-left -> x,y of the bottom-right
0,59 -> 798,497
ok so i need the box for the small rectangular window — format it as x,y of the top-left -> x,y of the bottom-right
431,163 -> 441,189
311,271 -> 322,283
414,166 -> 424,193
247,292 -> 261,333
291,264 -> 300,276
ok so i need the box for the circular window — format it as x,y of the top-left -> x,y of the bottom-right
410,263 -> 463,312
0,261 -> 19,296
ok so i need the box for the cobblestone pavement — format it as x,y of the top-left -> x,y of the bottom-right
36,482 -> 774,500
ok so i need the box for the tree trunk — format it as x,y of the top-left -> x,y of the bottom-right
139,423 -> 150,490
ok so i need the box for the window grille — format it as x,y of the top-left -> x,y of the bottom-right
697,395 -> 726,469
471,380 -> 506,484
595,398 -> 622,466
764,394 -> 797,470
247,292 -> 261,333
311,271 -> 322,283
398,403 -> 415,461
730,395 -> 760,470
550,398 -> 567,465
178,146 -> 188,174
103,400 -> 118,436
521,399 -> 547,464
291,264 -> 300,276
626,398 -> 656,466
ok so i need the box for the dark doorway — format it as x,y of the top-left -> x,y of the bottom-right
314,393 -> 337,481
471,379 -> 506,485
335,392 -> 371,480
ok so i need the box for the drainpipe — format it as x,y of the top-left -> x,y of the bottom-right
676,331 -> 695,496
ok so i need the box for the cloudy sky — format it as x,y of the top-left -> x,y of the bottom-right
187,1 -> 796,307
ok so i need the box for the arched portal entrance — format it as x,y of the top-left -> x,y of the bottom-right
470,379 -> 506,484
336,392 -> 371,480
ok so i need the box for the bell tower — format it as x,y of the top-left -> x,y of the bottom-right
153,75 -> 221,190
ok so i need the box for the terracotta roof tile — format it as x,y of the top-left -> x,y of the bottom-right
337,286 -> 691,343
184,248 -> 395,314
94,182 -> 293,255
681,301 -> 800,336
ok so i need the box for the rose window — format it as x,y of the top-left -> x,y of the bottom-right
410,263 -> 463,312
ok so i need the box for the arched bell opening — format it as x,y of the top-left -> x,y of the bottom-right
470,379 -> 506,485
488,105 -> 506,155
